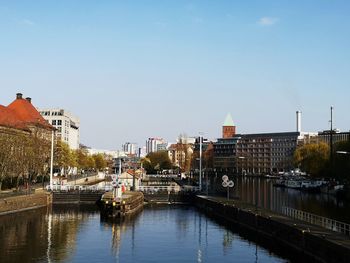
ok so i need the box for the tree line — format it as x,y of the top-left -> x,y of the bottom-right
0,130 -> 110,191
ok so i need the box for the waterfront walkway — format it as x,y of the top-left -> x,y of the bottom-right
0,174 -> 102,199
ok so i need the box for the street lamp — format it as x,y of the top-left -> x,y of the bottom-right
199,132 -> 203,192
49,130 -> 55,191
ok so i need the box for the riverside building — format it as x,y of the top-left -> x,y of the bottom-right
213,113 -> 317,175
0,93 -> 54,135
39,108 -> 80,149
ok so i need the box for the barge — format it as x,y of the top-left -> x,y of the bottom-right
100,191 -> 144,218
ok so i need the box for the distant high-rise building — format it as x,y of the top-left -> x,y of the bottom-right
39,108 -> 80,150
146,138 -> 166,154
138,146 -> 147,158
122,142 -> 137,155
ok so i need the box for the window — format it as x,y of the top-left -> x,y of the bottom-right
57,120 -> 62,125
52,120 -> 56,125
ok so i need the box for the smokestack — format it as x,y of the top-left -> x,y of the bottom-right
25,97 -> 32,103
296,111 -> 302,133
16,93 -> 23,99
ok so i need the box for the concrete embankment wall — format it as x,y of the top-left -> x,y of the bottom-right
52,192 -> 103,204
0,191 -> 51,216
195,196 -> 350,263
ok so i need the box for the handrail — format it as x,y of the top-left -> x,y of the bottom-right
138,185 -> 200,193
47,185 -> 113,192
282,206 -> 350,236
47,184 -> 200,193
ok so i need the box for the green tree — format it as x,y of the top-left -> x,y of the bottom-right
86,156 -> 96,171
92,154 -> 107,171
294,142 -> 330,177
75,148 -> 89,173
142,151 -> 172,174
54,141 -> 72,176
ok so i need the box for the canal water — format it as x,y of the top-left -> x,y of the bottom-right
0,205 -> 291,263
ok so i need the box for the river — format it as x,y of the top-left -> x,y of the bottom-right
0,205 -> 292,263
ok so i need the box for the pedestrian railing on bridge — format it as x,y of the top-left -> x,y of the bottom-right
138,185 -> 200,193
48,184 -> 200,194
282,206 -> 350,236
47,184 -> 113,192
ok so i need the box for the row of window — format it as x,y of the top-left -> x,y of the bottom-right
40,111 -> 63,116
52,120 -> 62,125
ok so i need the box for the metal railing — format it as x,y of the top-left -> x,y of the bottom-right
47,184 -> 113,192
282,206 -> 350,236
48,184 -> 200,193
138,185 -> 200,193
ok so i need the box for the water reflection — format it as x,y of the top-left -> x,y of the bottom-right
231,177 -> 350,223
0,205 -> 290,263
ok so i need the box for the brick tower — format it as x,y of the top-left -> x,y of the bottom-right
222,113 -> 236,138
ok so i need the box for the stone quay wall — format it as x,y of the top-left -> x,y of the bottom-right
0,191 -> 51,216
195,196 -> 350,263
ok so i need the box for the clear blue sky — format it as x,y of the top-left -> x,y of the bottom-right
1,0 -> 349,149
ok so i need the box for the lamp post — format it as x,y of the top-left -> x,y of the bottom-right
330,106 -> 334,177
49,130 -> 55,191
199,133 -> 203,192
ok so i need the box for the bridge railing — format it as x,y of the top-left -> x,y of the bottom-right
47,185 -> 113,192
48,184 -> 201,193
138,185 -> 200,193
282,206 -> 350,236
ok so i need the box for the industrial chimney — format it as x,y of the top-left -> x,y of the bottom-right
296,111 -> 302,133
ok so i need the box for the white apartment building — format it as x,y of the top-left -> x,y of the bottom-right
146,137 -> 166,154
122,142 -> 137,155
39,108 -> 80,150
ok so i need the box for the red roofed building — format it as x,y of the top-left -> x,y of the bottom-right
0,93 -> 53,134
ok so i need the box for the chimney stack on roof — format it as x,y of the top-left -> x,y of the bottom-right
16,93 -> 23,99
26,97 -> 32,103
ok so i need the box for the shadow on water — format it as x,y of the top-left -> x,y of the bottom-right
0,203 -> 307,263
199,206 -> 319,263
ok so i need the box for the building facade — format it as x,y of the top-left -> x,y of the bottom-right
213,114 -> 318,175
318,130 -> 350,145
39,109 -> 80,149
146,137 -> 166,154
122,142 -> 137,155
1,93 -> 53,136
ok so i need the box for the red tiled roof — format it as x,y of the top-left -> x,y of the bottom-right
0,96 -> 53,131
0,105 -> 28,130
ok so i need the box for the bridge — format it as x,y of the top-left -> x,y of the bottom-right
48,183 -> 200,204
